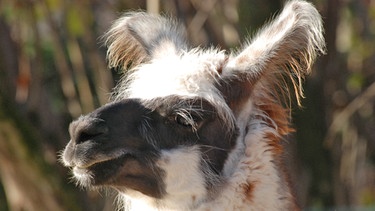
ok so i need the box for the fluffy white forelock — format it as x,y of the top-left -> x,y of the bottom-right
123,48 -> 225,99
113,48 -> 235,129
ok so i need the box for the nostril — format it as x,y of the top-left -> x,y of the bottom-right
71,117 -> 109,144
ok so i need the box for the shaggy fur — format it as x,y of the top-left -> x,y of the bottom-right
62,1 -> 325,210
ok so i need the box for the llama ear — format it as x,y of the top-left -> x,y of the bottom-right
104,12 -> 188,71
219,0 -> 325,113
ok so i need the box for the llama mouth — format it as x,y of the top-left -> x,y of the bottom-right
72,154 -> 134,185
87,154 -> 141,185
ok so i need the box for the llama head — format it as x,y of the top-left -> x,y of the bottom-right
62,1 -> 325,209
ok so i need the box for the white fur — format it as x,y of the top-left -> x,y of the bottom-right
120,147 -> 208,211
113,48 -> 235,130
72,166 -> 93,188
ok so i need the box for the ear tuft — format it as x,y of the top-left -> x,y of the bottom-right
104,13 -> 148,71
104,12 -> 188,71
223,0 -> 326,107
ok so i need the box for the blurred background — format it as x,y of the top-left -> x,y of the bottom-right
0,0 -> 374,210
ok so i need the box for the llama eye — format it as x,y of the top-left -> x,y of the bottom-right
175,115 -> 193,127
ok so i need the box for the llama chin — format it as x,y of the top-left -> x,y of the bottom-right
62,1 -> 325,210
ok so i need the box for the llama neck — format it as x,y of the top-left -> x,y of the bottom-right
194,106 -> 298,211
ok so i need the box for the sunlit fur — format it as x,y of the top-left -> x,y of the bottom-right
111,49 -> 236,131
63,1 -> 325,210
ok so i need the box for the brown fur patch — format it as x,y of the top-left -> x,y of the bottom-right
242,182 -> 256,202
191,195 -> 196,203
217,77 -> 255,116
257,96 -> 294,156
257,97 -> 294,136
265,132 -> 284,155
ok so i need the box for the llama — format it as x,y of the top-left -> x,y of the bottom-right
62,1 -> 325,210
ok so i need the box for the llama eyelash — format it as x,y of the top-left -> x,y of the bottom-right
61,1 -> 325,210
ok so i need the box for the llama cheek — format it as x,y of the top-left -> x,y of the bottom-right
157,147 -> 208,207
